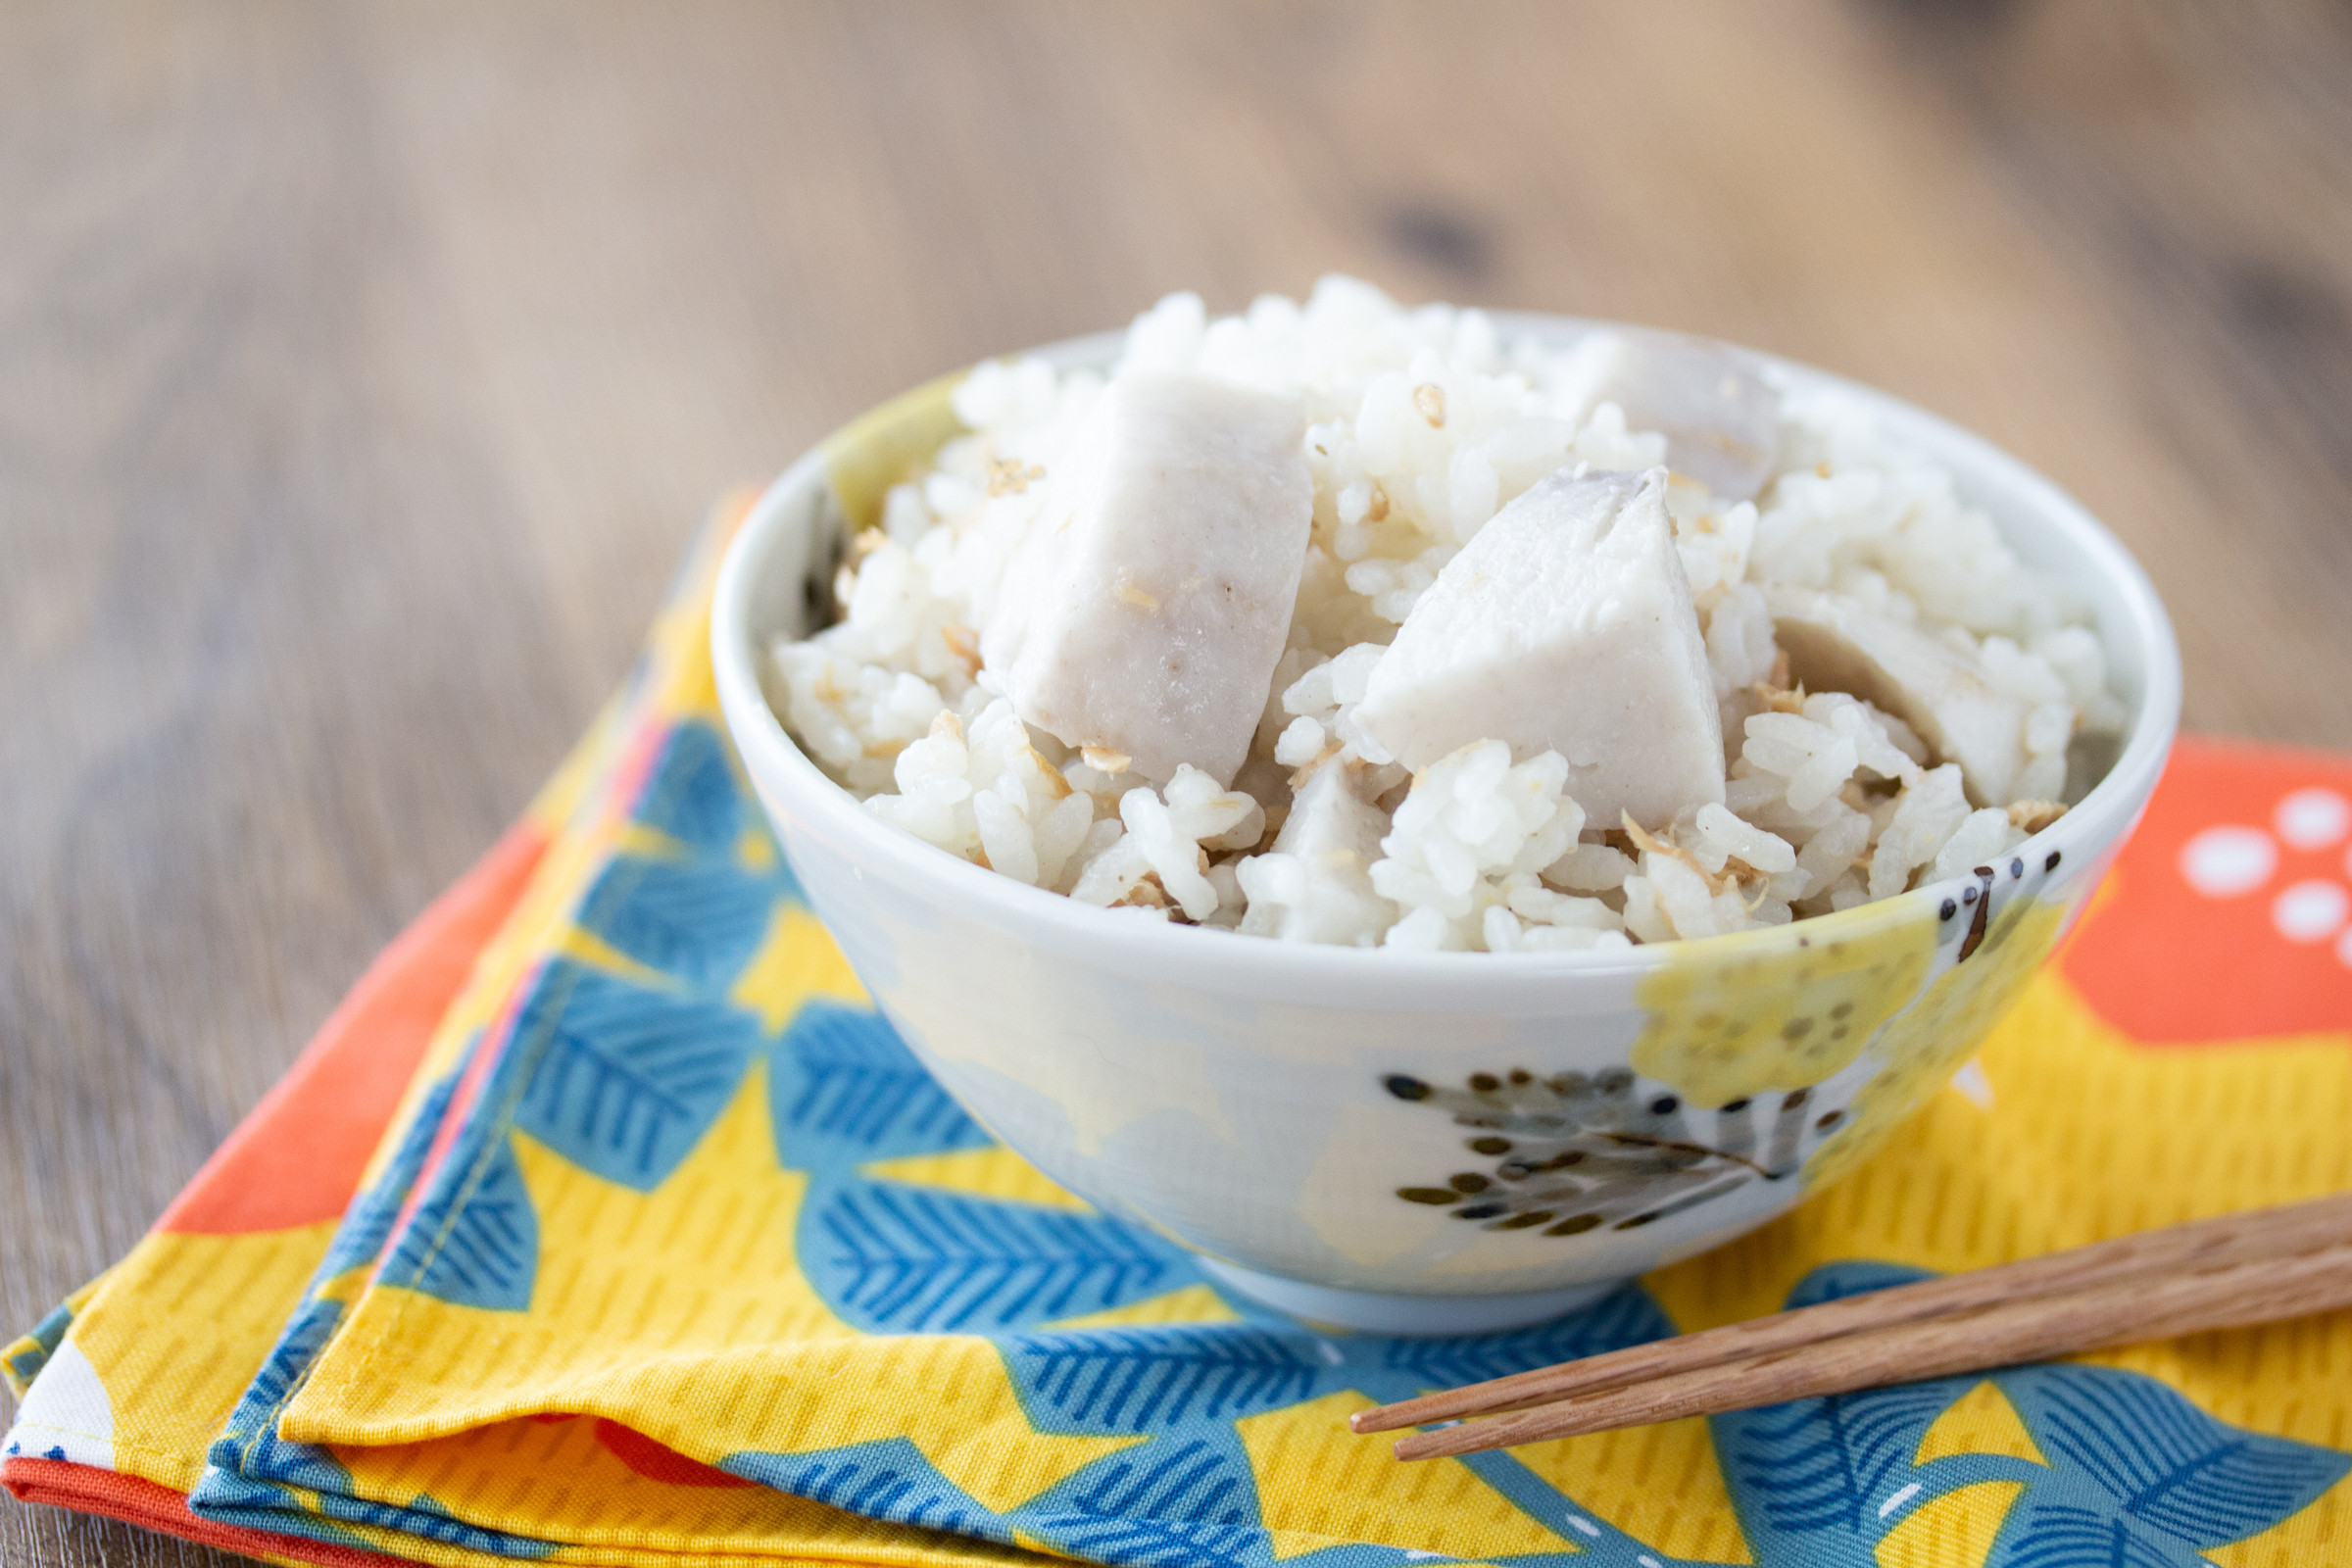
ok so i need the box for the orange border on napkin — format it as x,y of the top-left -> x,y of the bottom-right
6,824 -> 553,1557
4,1459 -> 398,1568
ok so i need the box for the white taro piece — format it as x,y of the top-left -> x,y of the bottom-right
1238,759 -> 1396,945
1352,466 -> 1727,829
982,369 -> 1314,786
1766,585 -> 2031,807
1271,759 -> 1390,872
1551,328 -> 1781,502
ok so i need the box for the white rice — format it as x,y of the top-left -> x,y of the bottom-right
768,276 -> 2124,952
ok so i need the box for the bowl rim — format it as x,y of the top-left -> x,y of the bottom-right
712,312 -> 2182,983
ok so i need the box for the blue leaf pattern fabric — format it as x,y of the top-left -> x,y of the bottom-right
318,1063 -> 466,1283
726,1440 -> 1006,1544
1708,1264 -> 2351,1568
769,1002 -> 985,1154
376,1129 -> 539,1312
1030,1440 -> 1266,1567
195,1050 -> 490,1530
134,706 -> 2347,1568
1004,1326 -> 1323,1429
509,960 -> 761,1190
1376,1288 -> 1678,1388
1985,1364 -> 2347,1566
804,1182 -> 1185,1334
578,857 -> 778,989
630,721 -> 747,855
1,1300 -> 73,1396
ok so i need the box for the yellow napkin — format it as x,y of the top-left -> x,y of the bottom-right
10,494 -> 2352,1568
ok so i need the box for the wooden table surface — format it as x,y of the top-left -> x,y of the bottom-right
6,3 -> 2351,1562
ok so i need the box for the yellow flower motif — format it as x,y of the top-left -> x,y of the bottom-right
1803,897 -> 2065,1190
1632,901 -> 1939,1109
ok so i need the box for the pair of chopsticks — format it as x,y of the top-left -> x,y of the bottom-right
1351,1190 -> 2352,1460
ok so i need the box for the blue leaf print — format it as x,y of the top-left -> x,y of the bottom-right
576,855 -> 777,991
1005,1325 -> 1322,1429
1712,1263 -> 1976,1558
393,1495 -> 561,1560
1033,1435 -> 1264,1567
2013,1365 -> 2346,1545
1720,1377 -> 1966,1534
1992,1502 -> 2189,1568
1784,1258 -> 1939,1310
378,1130 -> 538,1311
186,1468 -> 376,1551
805,1181 -> 1179,1333
202,1063 -> 480,1509
1704,1262 -> 2350,1568
769,1003 -> 983,1158
724,1438 -> 1007,1544
1985,1363 -> 2348,1567
993,1282 -> 1707,1565
1036,1511 -> 1266,1568
1377,1285 -> 1676,1392
1450,1448 -> 1714,1567
201,1468 -> 559,1560
510,961 -> 760,1190
633,722 -> 745,854
4,1298 -> 75,1393
203,1297 -> 351,1488
318,1064 -> 463,1281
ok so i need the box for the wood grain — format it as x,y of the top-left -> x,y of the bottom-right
3,3 -> 2348,1563
1361,1191 -> 2352,1452
1396,1241 -> 2352,1457
1354,1189 -> 2352,1436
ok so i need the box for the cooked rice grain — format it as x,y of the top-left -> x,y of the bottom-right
768,277 -> 2121,952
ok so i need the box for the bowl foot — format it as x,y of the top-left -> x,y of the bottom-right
1196,1258 -> 1626,1336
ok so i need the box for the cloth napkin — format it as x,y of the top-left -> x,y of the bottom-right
9,498 -> 2352,1568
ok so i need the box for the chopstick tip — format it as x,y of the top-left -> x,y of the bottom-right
1384,1419 -> 1475,1460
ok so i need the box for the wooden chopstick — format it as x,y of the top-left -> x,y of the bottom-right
1392,1239 -> 2352,1459
1353,1191 -> 2352,1439
1348,1192 -> 2352,1460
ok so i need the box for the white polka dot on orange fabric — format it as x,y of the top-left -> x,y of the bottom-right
2272,879 -> 2350,944
2180,824 -> 2277,898
2276,786 -> 2352,852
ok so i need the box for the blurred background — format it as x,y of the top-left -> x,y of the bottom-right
4,3 -> 2351,1561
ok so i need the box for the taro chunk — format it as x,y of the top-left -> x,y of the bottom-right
1353,466 -> 1726,828
1767,586 -> 2029,807
983,370 -> 1313,786
1555,328 -> 1781,502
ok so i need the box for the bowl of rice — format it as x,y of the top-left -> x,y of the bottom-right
711,278 -> 2180,1333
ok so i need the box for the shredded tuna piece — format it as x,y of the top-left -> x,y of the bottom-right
2008,799 -> 2068,833
941,624 -> 982,679
986,456 -> 1046,496
771,278 -> 2123,952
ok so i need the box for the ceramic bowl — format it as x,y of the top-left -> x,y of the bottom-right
711,318 -> 2180,1334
